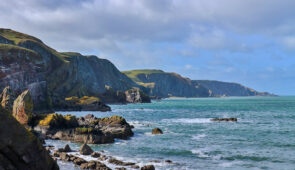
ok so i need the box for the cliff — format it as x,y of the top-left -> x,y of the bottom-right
192,80 -> 274,97
123,69 -> 211,98
0,28 -> 149,111
123,69 -> 274,98
0,107 -> 59,170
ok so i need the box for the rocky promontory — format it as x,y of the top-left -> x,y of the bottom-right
34,114 -> 134,144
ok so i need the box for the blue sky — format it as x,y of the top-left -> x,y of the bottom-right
0,0 -> 295,95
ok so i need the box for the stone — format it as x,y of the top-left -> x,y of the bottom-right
91,152 -> 101,158
108,158 -> 135,166
125,88 -> 151,103
141,165 -> 155,170
79,144 -> 94,155
165,160 -> 173,163
58,144 -> 72,152
131,165 -> 140,169
74,158 -> 87,165
0,86 -> 16,111
210,118 -> 237,122
152,128 -> 163,134
12,90 -> 33,126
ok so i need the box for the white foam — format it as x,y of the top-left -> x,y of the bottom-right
192,134 -> 206,140
162,118 -> 212,124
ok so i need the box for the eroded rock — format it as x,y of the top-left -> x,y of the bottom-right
152,128 -> 163,134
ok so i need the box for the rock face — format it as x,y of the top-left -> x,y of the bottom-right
80,144 -> 94,155
0,86 -> 16,111
0,107 -> 59,170
34,114 -> 134,144
123,70 -> 211,98
193,80 -> 275,97
125,88 -> 151,103
152,128 -> 163,134
141,165 -> 155,170
12,90 -> 33,125
0,28 -> 150,113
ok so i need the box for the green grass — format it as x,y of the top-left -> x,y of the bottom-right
0,28 -> 41,44
122,69 -> 164,82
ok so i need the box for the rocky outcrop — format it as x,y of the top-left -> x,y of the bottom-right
0,107 -> 59,170
152,128 -> 163,134
79,144 -> 94,155
193,80 -> 275,97
53,96 -> 111,112
123,70 -> 211,98
34,114 -> 134,144
125,88 -> 151,103
210,118 -> 238,122
0,86 -> 16,111
141,165 -> 155,170
12,90 -> 33,125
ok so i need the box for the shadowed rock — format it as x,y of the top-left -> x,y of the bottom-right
12,90 -> 33,125
80,144 -> 94,155
152,128 -> 163,134
210,118 -> 238,122
141,165 -> 155,170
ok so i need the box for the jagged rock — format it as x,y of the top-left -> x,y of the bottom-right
125,88 -> 151,103
152,128 -> 163,134
131,165 -> 140,169
165,160 -> 173,163
80,160 -> 110,170
73,157 -> 86,165
91,152 -> 101,158
141,165 -> 155,170
210,118 -> 238,122
116,168 -> 127,170
0,86 -> 16,111
80,144 -> 94,155
12,90 -> 33,125
58,144 -> 72,152
108,158 -> 136,166
0,107 -> 59,170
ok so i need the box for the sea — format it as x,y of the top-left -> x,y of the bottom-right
47,96 -> 295,170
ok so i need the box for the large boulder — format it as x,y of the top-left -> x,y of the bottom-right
79,144 -> 94,155
125,88 -> 151,103
0,107 -> 59,170
12,90 -> 33,125
141,165 -> 155,170
0,86 -> 16,111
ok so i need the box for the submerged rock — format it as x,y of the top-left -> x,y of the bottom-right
210,118 -> 237,122
141,165 -> 155,170
80,144 -> 94,155
152,128 -> 163,134
12,90 -> 33,125
0,107 -> 59,170
91,152 -> 101,158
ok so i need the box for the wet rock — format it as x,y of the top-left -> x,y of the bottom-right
80,160 -> 110,170
80,143 -> 94,155
210,118 -> 237,122
108,158 -> 136,166
59,152 -> 70,161
131,165 -> 140,169
152,128 -> 163,134
91,152 -> 101,158
58,144 -> 72,152
165,160 -> 173,163
141,165 -> 155,170
73,157 -> 87,165
116,168 -> 127,170
150,160 -> 160,163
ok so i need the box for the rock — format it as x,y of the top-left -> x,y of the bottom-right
210,118 -> 237,122
80,160 -> 110,170
58,144 -> 72,152
165,160 -> 173,163
152,128 -> 163,134
73,157 -> 86,165
125,88 -> 151,103
59,152 -> 70,161
0,107 -> 59,170
79,144 -> 94,155
0,86 -> 16,111
116,168 -> 127,170
91,152 -> 101,158
141,165 -> 155,170
12,90 -> 33,126
150,160 -> 160,163
131,165 -> 140,169
108,158 -> 136,166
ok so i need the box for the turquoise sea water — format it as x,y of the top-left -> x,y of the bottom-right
50,96 -> 295,170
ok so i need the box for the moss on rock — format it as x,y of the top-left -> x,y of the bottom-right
38,113 -> 78,129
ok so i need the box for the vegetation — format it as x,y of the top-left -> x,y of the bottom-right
38,113 -> 78,128
122,69 -> 164,83
65,96 -> 100,105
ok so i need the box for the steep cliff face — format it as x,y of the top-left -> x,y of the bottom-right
0,28 -> 149,108
123,70 -> 211,98
192,80 -> 273,97
0,107 -> 59,170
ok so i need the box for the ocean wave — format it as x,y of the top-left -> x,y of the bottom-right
162,118 -> 212,124
192,134 -> 207,140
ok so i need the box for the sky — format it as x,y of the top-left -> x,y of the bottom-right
0,0 -> 295,95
